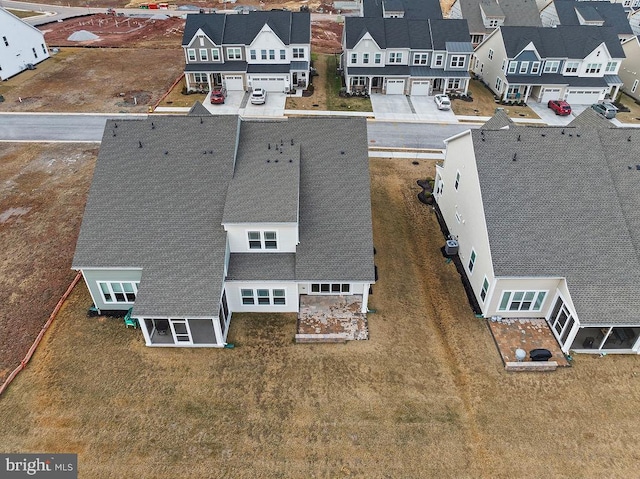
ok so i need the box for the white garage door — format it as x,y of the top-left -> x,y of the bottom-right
411,80 -> 430,96
540,88 -> 561,103
250,77 -> 286,92
224,75 -> 244,91
565,89 -> 602,105
386,79 -> 405,95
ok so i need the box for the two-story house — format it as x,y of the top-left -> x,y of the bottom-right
0,7 -> 49,80
472,25 -> 625,104
360,0 -> 443,19
341,17 -> 473,95
619,35 -> 640,101
541,0 -> 634,42
448,0 -> 542,47
72,115 -> 375,348
433,109 -> 640,355
182,11 -> 310,94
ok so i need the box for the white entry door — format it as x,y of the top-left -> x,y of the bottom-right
386,79 -> 405,95
170,319 -> 192,344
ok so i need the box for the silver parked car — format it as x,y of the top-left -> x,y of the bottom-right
250,88 -> 267,105
434,94 -> 451,110
591,102 -> 617,119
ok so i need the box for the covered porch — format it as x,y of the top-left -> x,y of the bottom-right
296,294 -> 369,342
141,317 -> 225,347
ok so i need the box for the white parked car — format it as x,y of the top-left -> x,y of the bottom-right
250,88 -> 267,105
434,94 -> 451,110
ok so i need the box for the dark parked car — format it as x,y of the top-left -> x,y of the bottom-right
547,99 -> 571,116
591,102 -> 617,119
210,86 -> 226,104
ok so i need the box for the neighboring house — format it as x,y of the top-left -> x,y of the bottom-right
629,9 -> 640,35
0,7 -> 49,81
72,115 -> 375,348
360,0 -> 443,18
449,0 -> 542,47
434,109 -> 640,354
182,11 -> 310,93
541,0 -> 634,41
472,25 -> 625,104
620,35 -> 640,100
341,17 -> 473,95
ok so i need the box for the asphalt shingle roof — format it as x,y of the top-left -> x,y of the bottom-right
227,253 -> 296,280
182,11 -> 310,46
363,0 -> 443,18
473,118 -> 640,325
554,0 -> 632,35
459,0 -> 542,34
500,25 -> 625,59
73,116 -> 374,318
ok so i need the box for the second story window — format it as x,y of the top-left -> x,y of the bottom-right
450,55 -> 465,68
269,49 -> 275,60
199,49 -> 208,61
32,47 -> 38,59
531,61 -> 540,74
248,231 -> 277,250
250,49 -> 256,60
605,61 -> 617,73
227,47 -> 242,60
586,63 -> 601,74
543,60 -> 560,73
519,61 -> 528,74
351,52 -> 357,64
187,49 -> 196,61
211,49 -> 220,61
388,52 -> 403,63
434,53 -> 444,67
508,61 -> 517,74
280,49 -> 286,60
2,36 -> 8,46
293,47 -> 304,59
565,61 -> 579,73
488,49 -> 494,60
414,53 -> 428,65
261,49 -> 267,60
363,53 -> 369,64
374,53 -> 381,64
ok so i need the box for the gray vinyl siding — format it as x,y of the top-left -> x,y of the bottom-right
82,268 -> 143,311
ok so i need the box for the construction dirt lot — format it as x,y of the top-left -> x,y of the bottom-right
2,158 -> 640,477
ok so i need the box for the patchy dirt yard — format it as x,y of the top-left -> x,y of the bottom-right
312,19 -> 342,54
0,48 -> 184,112
1,158 -> 640,477
0,144 -> 97,384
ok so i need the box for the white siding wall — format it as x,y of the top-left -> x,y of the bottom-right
580,44 -> 614,77
225,282 -> 299,312
0,9 -> 50,80
472,30 -> 508,95
350,35 -> 384,67
224,223 -> 298,253
80,268 -> 143,311
540,3 -> 560,27
448,0 -> 462,19
487,277 -> 562,318
435,131 -> 496,313
620,37 -> 640,102
247,28 -> 287,64
297,282 -> 367,295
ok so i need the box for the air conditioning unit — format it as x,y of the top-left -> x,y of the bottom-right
444,239 -> 459,256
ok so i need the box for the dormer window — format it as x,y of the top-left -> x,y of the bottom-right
248,231 -> 278,250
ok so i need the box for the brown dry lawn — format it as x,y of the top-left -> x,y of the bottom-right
452,79 -> 540,121
615,92 -> 640,124
0,144 -> 97,383
1,158 -> 640,477
0,48 -> 183,113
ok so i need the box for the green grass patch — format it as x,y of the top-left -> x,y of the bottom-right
7,8 -> 44,18
325,54 -> 372,112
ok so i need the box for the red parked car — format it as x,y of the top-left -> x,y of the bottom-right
210,86 -> 226,104
547,99 -> 571,116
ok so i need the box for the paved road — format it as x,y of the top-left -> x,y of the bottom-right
0,113 -> 474,147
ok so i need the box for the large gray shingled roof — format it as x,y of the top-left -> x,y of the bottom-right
72,116 -> 374,318
459,0 -> 541,35
554,0 -> 632,36
473,116 -> 640,325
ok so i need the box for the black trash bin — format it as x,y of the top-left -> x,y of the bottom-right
529,348 -> 553,361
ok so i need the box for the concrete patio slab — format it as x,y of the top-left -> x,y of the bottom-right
297,295 -> 369,341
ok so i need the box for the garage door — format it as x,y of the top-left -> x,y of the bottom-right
386,79 -> 405,95
540,88 -> 561,103
224,75 -> 244,91
411,80 -> 430,96
249,77 -> 286,92
565,89 -> 602,105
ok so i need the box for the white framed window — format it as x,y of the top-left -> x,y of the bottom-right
543,60 -> 560,73
519,61 -> 529,74
488,49 -> 494,60
273,289 -> 286,305
388,52 -> 403,63
414,53 -> 428,65
498,291 -> 547,312
501,60 -> 506,71
468,249 -> 477,273
586,63 -> 601,74
434,53 -> 444,66
508,61 -> 517,74
250,49 -> 256,60
605,61 -> 617,73
488,19 -> 499,27
363,53 -> 369,64
310,283 -> 351,294
293,47 -> 304,59
565,61 -> 579,73
241,289 -> 255,305
351,76 -> 366,86
531,61 -> 540,74
187,48 -> 196,61
98,281 -> 140,304
193,73 -> 207,83
351,52 -> 357,64
247,231 -> 278,250
450,55 -> 465,68
374,53 -> 382,64
495,77 -> 502,91
199,49 -> 208,61
471,34 -> 484,44
227,47 -> 242,60
269,49 -> 275,60
211,49 -> 220,61
632,79 -> 639,93
447,78 -> 462,89
280,49 -> 286,60
261,49 -> 267,60
455,170 -> 460,189
480,277 -> 489,302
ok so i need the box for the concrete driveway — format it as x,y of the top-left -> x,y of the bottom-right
370,93 -> 458,123
527,100 -> 589,125
242,92 -> 286,118
203,90 -> 244,115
